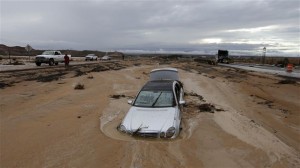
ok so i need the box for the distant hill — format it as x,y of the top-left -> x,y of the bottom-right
0,44 -> 42,56
0,44 -> 124,57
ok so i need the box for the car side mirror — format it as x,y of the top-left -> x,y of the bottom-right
179,100 -> 186,105
128,100 -> 133,105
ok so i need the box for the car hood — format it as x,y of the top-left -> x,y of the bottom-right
36,54 -> 56,58
36,55 -> 48,57
122,106 -> 176,133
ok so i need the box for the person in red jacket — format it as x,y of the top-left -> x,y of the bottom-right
64,54 -> 70,67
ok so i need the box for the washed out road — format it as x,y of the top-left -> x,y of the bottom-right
1,60 -> 299,168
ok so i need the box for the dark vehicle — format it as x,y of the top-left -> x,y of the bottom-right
217,50 -> 231,64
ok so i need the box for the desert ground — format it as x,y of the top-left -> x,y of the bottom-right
0,59 -> 299,168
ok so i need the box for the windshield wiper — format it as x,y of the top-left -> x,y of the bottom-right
151,92 -> 162,107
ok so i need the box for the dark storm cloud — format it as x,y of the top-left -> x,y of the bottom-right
1,0 -> 299,56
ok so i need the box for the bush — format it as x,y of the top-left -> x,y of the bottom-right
277,79 -> 296,84
74,83 -> 85,90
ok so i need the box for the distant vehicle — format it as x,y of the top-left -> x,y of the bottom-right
100,55 -> 111,60
118,68 -> 185,139
85,54 -> 98,61
35,50 -> 71,66
217,50 -> 232,64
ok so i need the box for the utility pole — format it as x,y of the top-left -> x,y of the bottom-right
8,48 -> 11,64
262,47 -> 266,65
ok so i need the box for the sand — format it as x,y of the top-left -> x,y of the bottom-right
0,59 -> 299,168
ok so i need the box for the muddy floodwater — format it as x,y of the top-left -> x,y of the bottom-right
1,60 -> 299,168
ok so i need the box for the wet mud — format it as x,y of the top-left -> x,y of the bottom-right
100,91 -> 221,142
1,60 -> 299,168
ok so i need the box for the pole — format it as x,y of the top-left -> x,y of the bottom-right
8,49 -> 11,64
262,47 -> 266,65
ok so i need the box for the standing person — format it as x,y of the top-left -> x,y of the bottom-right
64,54 -> 70,67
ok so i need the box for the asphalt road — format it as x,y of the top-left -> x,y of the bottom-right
219,63 -> 300,79
0,60 -> 117,73
2,60 -> 300,79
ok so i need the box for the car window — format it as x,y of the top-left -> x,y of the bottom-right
134,91 -> 174,107
42,51 -> 53,55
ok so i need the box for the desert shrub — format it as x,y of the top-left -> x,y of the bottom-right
277,79 -> 296,84
276,58 -> 289,67
198,103 -> 215,112
110,94 -> 125,99
74,83 -> 85,90
12,61 -> 25,65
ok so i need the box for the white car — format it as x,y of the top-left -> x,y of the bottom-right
118,68 -> 185,139
100,55 -> 111,60
85,54 -> 98,61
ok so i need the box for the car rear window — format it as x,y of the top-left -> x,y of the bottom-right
149,69 -> 178,81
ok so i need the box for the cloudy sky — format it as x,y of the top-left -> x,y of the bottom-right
1,0 -> 299,56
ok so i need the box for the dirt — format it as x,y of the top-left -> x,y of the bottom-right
277,79 -> 297,84
0,59 -> 299,168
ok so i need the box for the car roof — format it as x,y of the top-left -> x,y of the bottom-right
149,68 -> 179,81
150,68 -> 178,73
141,80 -> 175,91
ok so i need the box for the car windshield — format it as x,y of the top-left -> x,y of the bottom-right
133,91 -> 174,107
42,51 -> 53,55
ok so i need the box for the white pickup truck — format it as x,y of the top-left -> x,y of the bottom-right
35,50 -> 71,66
85,54 -> 98,61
